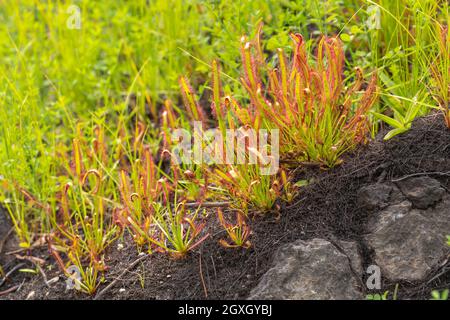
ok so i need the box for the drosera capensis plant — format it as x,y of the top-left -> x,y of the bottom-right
0,0 -> 311,252
117,150 -> 168,249
217,208 -> 251,249
161,100 -> 211,203
0,122 -> 120,249
175,59 -> 295,212
3,118 -> 156,295
211,163 -> 282,213
117,160 -> 209,257
50,170 -> 119,270
121,191 -> 210,258
44,132 -> 121,295
150,198 -> 210,258
0,0 -> 367,252
239,30 -> 378,167
47,236 -> 104,296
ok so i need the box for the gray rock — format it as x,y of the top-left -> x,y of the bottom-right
396,176 -> 445,209
366,201 -> 412,234
336,240 -> 364,275
365,194 -> 450,282
248,238 -> 363,300
428,194 -> 450,228
358,183 -> 394,210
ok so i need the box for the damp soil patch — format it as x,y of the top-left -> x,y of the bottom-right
2,113 -> 450,300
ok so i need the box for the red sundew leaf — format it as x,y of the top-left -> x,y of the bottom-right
59,183 -> 71,223
16,184 -> 51,214
179,76 -> 205,123
217,208 -> 251,249
211,60 -> 224,120
46,236 -> 67,274
93,125 -> 107,165
163,99 -> 177,129
119,170 -> 133,211
241,40 -> 260,94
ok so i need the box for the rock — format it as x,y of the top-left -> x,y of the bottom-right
366,201 -> 412,234
365,186 -> 450,282
396,176 -> 445,209
249,176 -> 449,299
428,194 -> 450,227
358,183 -> 394,210
248,238 -> 363,300
0,207 -> 16,266
337,240 -> 364,275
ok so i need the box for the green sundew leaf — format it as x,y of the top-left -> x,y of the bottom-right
372,112 -> 404,129
340,33 -> 351,42
383,127 -> 408,140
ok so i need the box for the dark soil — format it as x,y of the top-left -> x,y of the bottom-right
0,207 -> 15,269
1,113 -> 449,300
